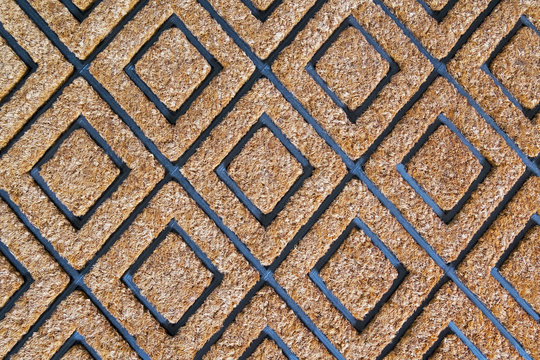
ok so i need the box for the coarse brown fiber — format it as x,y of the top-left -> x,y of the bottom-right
0,0 -> 538,359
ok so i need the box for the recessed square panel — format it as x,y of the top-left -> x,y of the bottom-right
0,78 -> 164,270
272,1 -> 432,160
183,79 -> 345,265
125,14 -> 221,124
309,218 -> 407,332
86,181 -> 258,357
306,15 -> 399,123
228,127 -> 303,214
123,219 -> 223,336
447,2 -> 538,157
216,113 -> 313,227
396,114 -> 491,224
30,115 -> 130,230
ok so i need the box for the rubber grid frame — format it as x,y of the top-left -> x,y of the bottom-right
0,0 -> 537,359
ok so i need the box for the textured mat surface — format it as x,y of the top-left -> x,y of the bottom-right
0,0 -> 538,358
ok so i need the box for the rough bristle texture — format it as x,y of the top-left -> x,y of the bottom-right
0,0 -> 538,359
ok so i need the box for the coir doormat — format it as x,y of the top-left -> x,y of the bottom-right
0,0 -> 538,358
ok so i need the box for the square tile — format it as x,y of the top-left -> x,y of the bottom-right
396,114 -> 490,223
31,116 -> 129,227
306,16 -> 398,123
227,126 -> 303,215
364,77 -> 523,261
90,0 -> 254,161
86,181 -> 258,356
123,220 -> 222,335
447,2 -> 539,157
273,0 -> 432,160
274,179 -> 444,358
216,113 -> 312,226
0,78 -> 164,269
125,14 -> 221,124
309,218 -> 406,331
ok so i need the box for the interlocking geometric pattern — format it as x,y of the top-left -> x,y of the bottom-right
0,0 -> 538,359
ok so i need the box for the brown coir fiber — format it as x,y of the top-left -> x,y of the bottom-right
0,0 -> 538,359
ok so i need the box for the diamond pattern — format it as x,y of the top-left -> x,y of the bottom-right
319,227 -> 399,321
406,124 -> 483,212
315,26 -> 389,111
39,128 -> 120,217
135,27 -> 211,112
131,229 -> 214,324
0,0 -> 539,358
228,127 -> 303,215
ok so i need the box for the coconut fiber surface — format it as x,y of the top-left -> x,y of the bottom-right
0,0 -> 539,358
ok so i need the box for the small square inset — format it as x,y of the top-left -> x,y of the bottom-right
240,0 -> 282,22
239,326 -> 297,359
215,113 -> 313,227
228,127 -> 303,214
491,213 -> 540,322
483,15 -> 540,120
415,0 -> 459,22
0,240 -> 32,317
422,322 -> 486,359
309,218 -> 407,332
30,115 -> 130,229
306,15 -> 399,123
0,21 -> 37,107
397,114 -> 491,224
58,0 -> 103,22
122,220 -> 223,336
125,14 -> 222,125
50,332 -> 100,360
